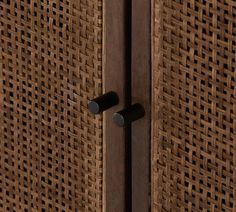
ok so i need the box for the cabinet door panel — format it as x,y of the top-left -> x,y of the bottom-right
0,1 -> 103,211
152,1 -> 236,211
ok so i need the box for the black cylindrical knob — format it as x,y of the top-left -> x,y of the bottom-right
112,103 -> 145,127
88,91 -> 119,114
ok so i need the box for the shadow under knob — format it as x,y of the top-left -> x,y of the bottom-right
88,91 -> 119,114
112,103 -> 145,127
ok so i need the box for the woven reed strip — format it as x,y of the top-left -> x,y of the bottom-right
0,0 -> 103,211
152,0 -> 236,211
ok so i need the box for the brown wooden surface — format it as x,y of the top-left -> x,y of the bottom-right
103,0 -> 150,210
103,0 -> 131,211
132,0 -> 151,211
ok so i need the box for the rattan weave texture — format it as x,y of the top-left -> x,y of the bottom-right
152,0 -> 236,211
0,0 -> 103,211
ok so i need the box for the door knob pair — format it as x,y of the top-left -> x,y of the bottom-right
88,91 -> 145,127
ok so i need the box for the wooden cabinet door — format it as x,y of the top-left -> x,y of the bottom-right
0,0 -> 152,211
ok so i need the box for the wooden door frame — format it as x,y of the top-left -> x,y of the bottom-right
103,0 -> 132,211
132,0 -> 151,211
103,0 -> 151,211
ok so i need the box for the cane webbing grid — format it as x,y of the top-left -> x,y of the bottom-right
152,0 -> 236,211
0,0 -> 103,211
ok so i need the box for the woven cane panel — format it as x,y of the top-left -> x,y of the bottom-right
152,0 -> 236,211
0,0 -> 103,211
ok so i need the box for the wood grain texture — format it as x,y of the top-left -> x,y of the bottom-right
103,0 -> 131,211
132,0 -> 151,211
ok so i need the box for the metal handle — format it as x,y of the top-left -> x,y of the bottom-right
88,91 -> 119,114
112,103 -> 145,127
